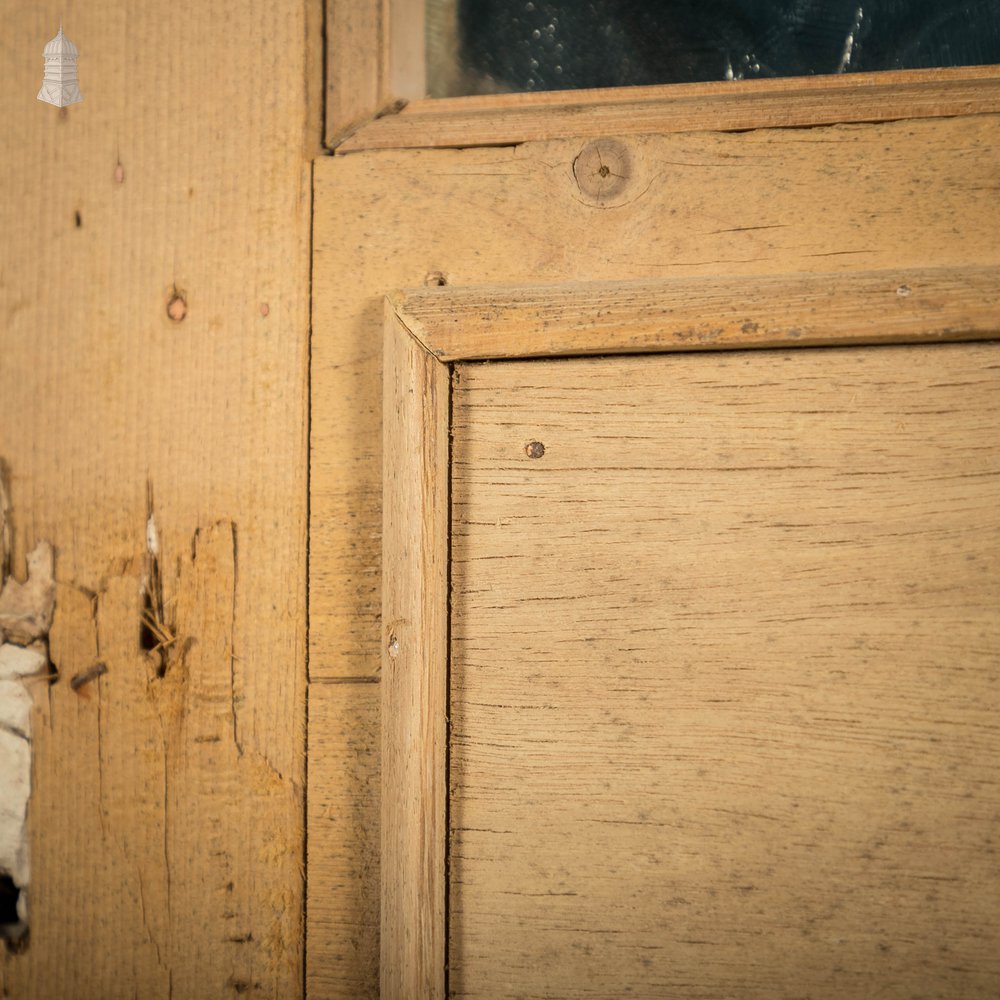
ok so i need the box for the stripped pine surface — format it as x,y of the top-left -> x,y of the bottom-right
380,310 -> 450,1000
326,0 -> 388,144
0,1 -> 319,995
313,113 -> 1000,680
338,65 -> 1000,151
325,0 -> 426,145
448,343 -> 1000,997
391,266 -> 1000,361
306,682 -> 380,1000
311,112 -> 1000,993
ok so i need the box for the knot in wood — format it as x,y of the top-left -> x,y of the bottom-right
166,291 -> 187,322
573,138 -> 634,207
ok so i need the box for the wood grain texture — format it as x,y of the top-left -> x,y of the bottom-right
326,0 -> 427,146
310,110 -> 1000,988
307,682 -> 380,1000
0,1 -> 316,995
392,266 -> 1000,361
381,312 -> 449,1000
449,343 -> 1000,998
340,65 -> 1000,151
326,0 -> 388,144
312,113 -> 1000,679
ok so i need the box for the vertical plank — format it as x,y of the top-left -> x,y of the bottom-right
326,0 -> 426,145
381,309 -> 449,999
0,0 -> 316,994
327,0 -> 387,144
306,682 -> 380,1000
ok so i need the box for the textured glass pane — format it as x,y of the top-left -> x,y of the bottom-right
426,0 -> 1000,97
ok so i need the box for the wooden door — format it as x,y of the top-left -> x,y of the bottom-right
309,69 -> 1000,999
378,284 -> 1000,997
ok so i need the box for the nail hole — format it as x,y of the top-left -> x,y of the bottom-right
167,293 -> 187,322
425,271 -> 447,287
525,441 -> 546,459
74,210 -> 82,228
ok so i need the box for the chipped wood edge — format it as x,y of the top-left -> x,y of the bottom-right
381,303 -> 450,1000
388,266 -> 1000,362
339,65 -> 1000,152
381,263 -> 1000,993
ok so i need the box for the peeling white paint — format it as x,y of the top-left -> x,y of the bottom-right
0,643 -> 46,918
0,542 -> 55,645
0,528 -> 56,937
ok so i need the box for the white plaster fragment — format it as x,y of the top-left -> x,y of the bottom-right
146,512 -> 159,557
0,641 -> 46,680
0,644 -> 44,892
0,541 -> 55,645
0,474 -> 53,938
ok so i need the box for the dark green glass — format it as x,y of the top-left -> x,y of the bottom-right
430,0 -> 1000,96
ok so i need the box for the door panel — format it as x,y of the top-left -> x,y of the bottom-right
311,93 -> 1000,998
448,343 -> 1000,997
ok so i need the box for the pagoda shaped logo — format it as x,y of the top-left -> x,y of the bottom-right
37,23 -> 82,108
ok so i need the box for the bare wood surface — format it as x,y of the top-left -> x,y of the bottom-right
449,343 -> 1000,997
307,682 -> 380,1000
393,266 -> 1000,361
310,111 -> 1000,989
326,0 -> 428,145
381,312 -> 449,1000
0,1 -> 316,995
313,113 -> 1000,680
340,65 -> 1000,151
326,0 -> 388,144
